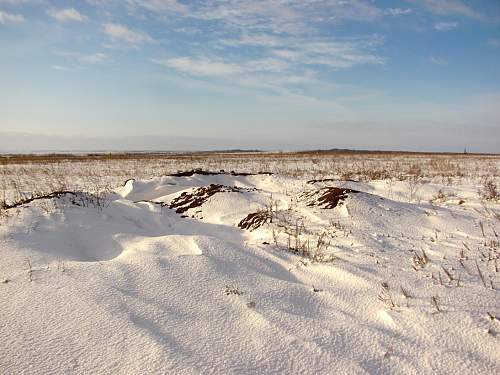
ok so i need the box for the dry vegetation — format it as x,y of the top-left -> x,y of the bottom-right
1,151 -> 499,204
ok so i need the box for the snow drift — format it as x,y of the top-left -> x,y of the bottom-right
0,172 -> 499,374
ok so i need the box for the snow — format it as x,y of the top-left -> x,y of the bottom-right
1,171 -> 499,374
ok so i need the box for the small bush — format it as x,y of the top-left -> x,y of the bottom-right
479,179 -> 498,201
224,285 -> 243,296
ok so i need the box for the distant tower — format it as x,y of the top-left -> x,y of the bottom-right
463,147 -> 467,154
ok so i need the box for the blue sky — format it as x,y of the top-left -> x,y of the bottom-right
1,0 -> 499,152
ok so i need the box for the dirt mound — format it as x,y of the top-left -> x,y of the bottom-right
238,210 -> 271,231
300,187 -> 359,209
307,178 -> 358,184
169,184 -> 254,214
169,169 -> 273,177
2,191 -> 105,210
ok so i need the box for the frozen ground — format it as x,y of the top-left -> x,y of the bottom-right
0,154 -> 499,374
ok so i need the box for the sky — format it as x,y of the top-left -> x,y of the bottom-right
1,0 -> 499,152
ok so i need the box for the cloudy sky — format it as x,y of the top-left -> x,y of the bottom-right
1,0 -> 499,152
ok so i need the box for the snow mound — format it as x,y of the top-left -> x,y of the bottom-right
1,172 -> 499,374
118,234 -> 204,259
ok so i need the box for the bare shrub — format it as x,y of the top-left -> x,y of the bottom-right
378,282 -> 396,309
430,295 -> 442,313
479,178 -> 498,201
224,285 -> 243,296
406,175 -> 423,202
412,250 -> 429,270
26,258 -> 33,282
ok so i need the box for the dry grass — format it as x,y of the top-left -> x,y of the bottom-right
0,151 -> 498,207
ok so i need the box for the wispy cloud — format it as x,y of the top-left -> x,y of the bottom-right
126,0 -> 188,13
152,34 -> 384,88
54,50 -> 109,65
151,33 -> 385,104
137,1 -> 388,102
184,0 -> 388,35
434,21 -> 458,31
282,37 -> 385,69
219,34 -> 385,68
79,52 -> 108,63
0,10 -> 24,24
0,0 -> 39,3
103,23 -> 153,44
38,1 -> 402,106
90,0 -> 390,91
410,0 -> 481,19
429,56 -> 448,66
108,0 -> 414,36
48,8 -> 88,23
153,57 -> 243,76
51,65 -> 71,71
386,8 -> 413,16
154,56 -> 293,77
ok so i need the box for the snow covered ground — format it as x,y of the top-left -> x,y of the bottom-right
0,157 -> 499,374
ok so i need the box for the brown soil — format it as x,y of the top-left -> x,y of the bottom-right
301,187 -> 359,209
307,178 -> 359,184
2,191 -> 78,209
169,170 -> 273,177
169,184 -> 253,214
238,210 -> 271,231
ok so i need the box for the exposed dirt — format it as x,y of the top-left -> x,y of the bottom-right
169,184 -> 254,214
168,170 -> 273,177
307,178 -> 359,184
300,187 -> 359,209
238,210 -> 271,231
2,191 -> 78,209
2,191 -> 112,211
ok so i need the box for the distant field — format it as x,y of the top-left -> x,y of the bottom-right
1,151 -> 499,204
1,150 -> 499,165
